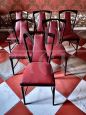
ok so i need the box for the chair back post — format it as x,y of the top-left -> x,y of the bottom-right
23,33 -> 32,62
12,19 -> 19,43
47,33 -> 55,63
72,10 -> 78,28
59,19 -> 66,42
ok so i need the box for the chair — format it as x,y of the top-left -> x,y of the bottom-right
59,10 -> 80,53
20,31 -> 57,105
33,10 -> 52,31
8,18 -> 35,75
43,18 -> 68,75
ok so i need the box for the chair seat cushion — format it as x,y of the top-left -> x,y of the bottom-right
46,44 -> 68,58
7,32 -> 19,41
9,44 -> 28,58
63,32 -> 80,41
10,39 -> 33,58
21,62 -> 54,86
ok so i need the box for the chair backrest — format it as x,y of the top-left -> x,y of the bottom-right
33,10 -> 52,31
9,11 -> 30,42
24,31 -> 55,63
43,18 -> 66,44
59,10 -> 78,35
19,19 -> 29,43
12,18 -> 35,44
32,32 -> 48,62
9,11 -> 22,33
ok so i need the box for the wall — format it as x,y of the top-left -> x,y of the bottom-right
0,0 -> 86,14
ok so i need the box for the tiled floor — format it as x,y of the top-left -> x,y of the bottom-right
0,33 -> 86,115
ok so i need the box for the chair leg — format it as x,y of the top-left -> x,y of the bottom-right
64,57 -> 68,76
52,86 -> 55,105
21,86 -> 26,105
75,40 -> 79,54
69,41 -> 71,46
10,58 -> 15,75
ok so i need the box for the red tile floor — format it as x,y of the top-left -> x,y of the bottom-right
0,31 -> 86,115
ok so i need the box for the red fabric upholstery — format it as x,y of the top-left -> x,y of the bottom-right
9,44 -> 28,58
7,12 -> 22,41
45,20 -> 68,59
10,38 -> 32,58
37,12 -> 47,31
46,44 -> 68,58
32,34 -> 48,62
61,12 -> 80,44
9,20 -> 33,57
48,21 -> 59,44
21,62 -> 54,85
63,32 -> 80,40
7,32 -> 19,41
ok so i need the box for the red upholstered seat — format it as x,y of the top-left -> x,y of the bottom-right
63,32 -> 80,41
7,32 -> 19,41
9,44 -> 27,58
21,62 -> 54,85
9,36 -> 33,58
46,44 -> 68,58
32,34 -> 48,62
